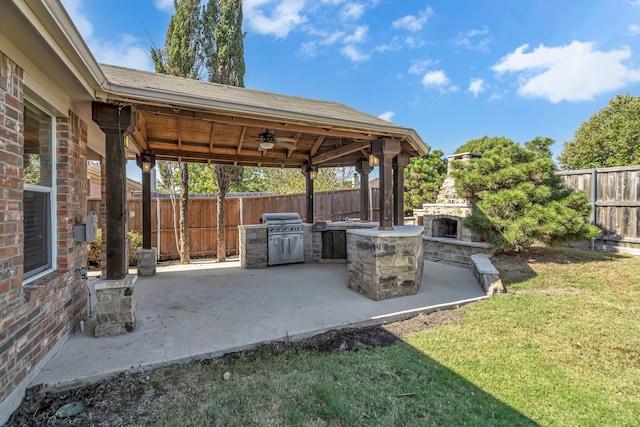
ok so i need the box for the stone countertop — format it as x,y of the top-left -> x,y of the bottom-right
238,224 -> 267,229
305,221 -> 379,231
347,225 -> 424,237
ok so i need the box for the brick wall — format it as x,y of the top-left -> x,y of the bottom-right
0,52 -> 88,406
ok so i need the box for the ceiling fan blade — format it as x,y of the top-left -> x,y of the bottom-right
275,141 -> 298,150
275,137 -> 297,143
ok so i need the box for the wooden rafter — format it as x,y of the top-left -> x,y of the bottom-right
135,107 -> 381,141
287,132 -> 302,158
310,135 -> 325,157
311,140 -> 371,165
236,126 -> 246,154
177,117 -> 182,149
153,148 -> 303,167
209,122 -> 216,152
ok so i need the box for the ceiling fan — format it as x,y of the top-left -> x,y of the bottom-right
250,130 -> 298,151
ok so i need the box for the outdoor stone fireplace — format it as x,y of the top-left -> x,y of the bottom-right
422,152 -> 495,265
422,152 -> 480,242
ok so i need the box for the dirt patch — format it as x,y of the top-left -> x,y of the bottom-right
6,308 -> 466,426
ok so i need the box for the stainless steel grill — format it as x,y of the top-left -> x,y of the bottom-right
262,213 -> 305,266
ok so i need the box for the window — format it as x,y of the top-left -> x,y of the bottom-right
23,100 -> 55,280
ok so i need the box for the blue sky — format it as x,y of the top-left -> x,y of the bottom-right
62,0 -> 640,167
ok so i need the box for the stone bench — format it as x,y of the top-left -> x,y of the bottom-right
470,254 -> 504,295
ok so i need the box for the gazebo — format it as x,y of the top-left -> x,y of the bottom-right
92,64 -> 429,281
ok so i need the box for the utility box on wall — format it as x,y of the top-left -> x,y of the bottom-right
74,211 -> 98,242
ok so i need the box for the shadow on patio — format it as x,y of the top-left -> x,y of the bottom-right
31,259 -> 487,391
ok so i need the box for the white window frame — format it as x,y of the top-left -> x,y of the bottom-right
23,98 -> 57,284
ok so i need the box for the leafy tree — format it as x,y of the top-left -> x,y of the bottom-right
188,163 -> 218,193
201,0 -> 246,262
210,164 -> 243,262
249,167 -> 356,194
403,149 -> 447,214
452,137 -> 600,251
559,94 -> 640,169
156,161 -> 181,255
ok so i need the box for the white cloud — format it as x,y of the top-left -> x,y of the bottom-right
468,78 -> 485,97
392,6 -> 433,32
343,25 -> 368,43
456,26 -> 490,51
244,0 -> 307,38
408,59 -> 436,75
298,41 -> 318,58
629,0 -> 640,6
492,41 -> 640,103
60,0 -> 94,40
629,24 -> 640,35
374,36 -> 401,53
341,44 -> 370,61
422,70 -> 448,87
154,0 -> 174,13
378,111 -> 394,121
91,36 -> 153,70
322,31 -> 346,45
404,37 -> 425,49
61,0 -> 153,70
341,3 -> 365,21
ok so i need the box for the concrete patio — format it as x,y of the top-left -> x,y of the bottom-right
31,259 -> 487,392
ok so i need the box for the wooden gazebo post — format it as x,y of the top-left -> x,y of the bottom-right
92,102 -> 134,280
355,159 -> 373,222
301,164 -> 317,223
136,152 -> 157,276
393,153 -> 411,226
372,138 -> 401,230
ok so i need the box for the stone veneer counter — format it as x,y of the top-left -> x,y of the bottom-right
346,226 -> 424,301
239,225 -> 268,269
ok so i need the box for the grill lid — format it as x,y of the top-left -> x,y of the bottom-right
262,212 -> 302,224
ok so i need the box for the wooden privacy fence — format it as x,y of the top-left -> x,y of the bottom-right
91,188 -> 380,261
558,165 -> 640,246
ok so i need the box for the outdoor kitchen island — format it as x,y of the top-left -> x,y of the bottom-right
240,220 -> 424,301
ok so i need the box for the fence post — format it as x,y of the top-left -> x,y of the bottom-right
591,168 -> 597,250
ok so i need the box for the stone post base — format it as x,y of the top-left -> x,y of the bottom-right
347,226 -> 424,300
94,275 -> 137,337
136,247 -> 157,276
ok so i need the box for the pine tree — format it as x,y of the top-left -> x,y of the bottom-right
452,137 -> 600,251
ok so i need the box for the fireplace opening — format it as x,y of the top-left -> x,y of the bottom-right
433,218 -> 458,239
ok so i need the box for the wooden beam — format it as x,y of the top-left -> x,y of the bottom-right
310,135 -> 326,157
209,122 -> 216,152
177,118 -> 182,149
287,132 -> 301,158
148,141 -> 309,161
152,148 -> 305,167
311,140 -> 371,165
236,126 -> 246,154
135,106 -> 383,140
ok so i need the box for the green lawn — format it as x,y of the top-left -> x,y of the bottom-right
127,247 -> 640,426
